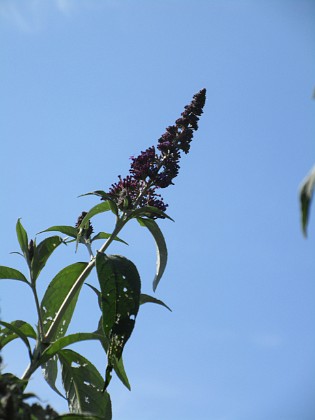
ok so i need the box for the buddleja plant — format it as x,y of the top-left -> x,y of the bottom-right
0,89 -> 206,419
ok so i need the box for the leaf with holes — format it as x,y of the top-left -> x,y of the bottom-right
42,356 -> 65,399
95,253 -> 140,389
137,217 -> 168,291
40,262 -> 88,340
59,349 -> 112,419
31,236 -> 64,282
86,284 -> 131,390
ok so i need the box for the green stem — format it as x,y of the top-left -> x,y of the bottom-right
44,217 -> 126,343
31,283 -> 45,341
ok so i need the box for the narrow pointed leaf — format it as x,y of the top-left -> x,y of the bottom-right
137,217 -> 168,291
42,356 -> 65,399
40,262 -> 88,340
140,293 -> 172,311
39,226 -> 78,239
40,332 -> 103,364
0,321 -> 34,358
129,206 -> 174,221
16,219 -> 29,259
300,165 -> 315,236
59,349 -> 112,419
96,254 -> 140,389
91,232 -> 128,246
79,202 -> 112,229
32,236 -> 64,281
0,320 -> 37,350
0,266 -> 29,284
79,190 -> 119,216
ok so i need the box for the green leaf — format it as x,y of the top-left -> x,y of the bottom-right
79,190 -> 118,216
300,165 -> 315,237
42,356 -> 65,399
16,219 -> 29,260
0,320 -> 35,357
129,206 -> 174,221
39,226 -> 78,239
85,285 -> 131,390
91,232 -> 128,246
40,262 -> 88,341
0,266 -> 29,284
140,293 -> 172,312
95,254 -> 141,390
79,202 -> 112,228
59,349 -> 112,419
137,217 -> 168,291
40,332 -> 103,365
31,236 -> 64,281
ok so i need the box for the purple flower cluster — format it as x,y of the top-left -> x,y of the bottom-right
106,89 -> 206,216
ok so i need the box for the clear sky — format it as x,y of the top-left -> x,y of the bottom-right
1,1 -> 315,419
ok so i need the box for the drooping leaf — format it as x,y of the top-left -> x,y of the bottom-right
0,266 -> 29,284
0,320 -> 35,358
79,190 -> 118,216
300,165 -> 315,237
40,262 -> 88,341
96,316 -> 131,391
85,284 -> 131,390
40,333 -> 103,365
137,217 -> 168,291
95,254 -> 141,390
16,219 -> 29,260
59,349 -> 112,419
129,206 -> 174,221
39,226 -> 78,239
78,202 -> 112,229
140,293 -> 172,312
91,232 -> 128,246
42,356 -> 65,399
31,236 -> 64,281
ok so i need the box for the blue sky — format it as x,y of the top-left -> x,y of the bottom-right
1,1 -> 315,419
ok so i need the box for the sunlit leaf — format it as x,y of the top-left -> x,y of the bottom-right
39,226 -> 78,239
300,165 -> 315,237
40,332 -> 103,364
0,266 -> 29,284
59,349 -> 112,419
16,219 -> 29,260
137,217 -> 168,291
78,202 -> 112,229
31,236 -> 64,281
0,320 -> 35,358
96,254 -> 140,390
140,293 -> 172,312
40,262 -> 88,341
79,190 -> 118,216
